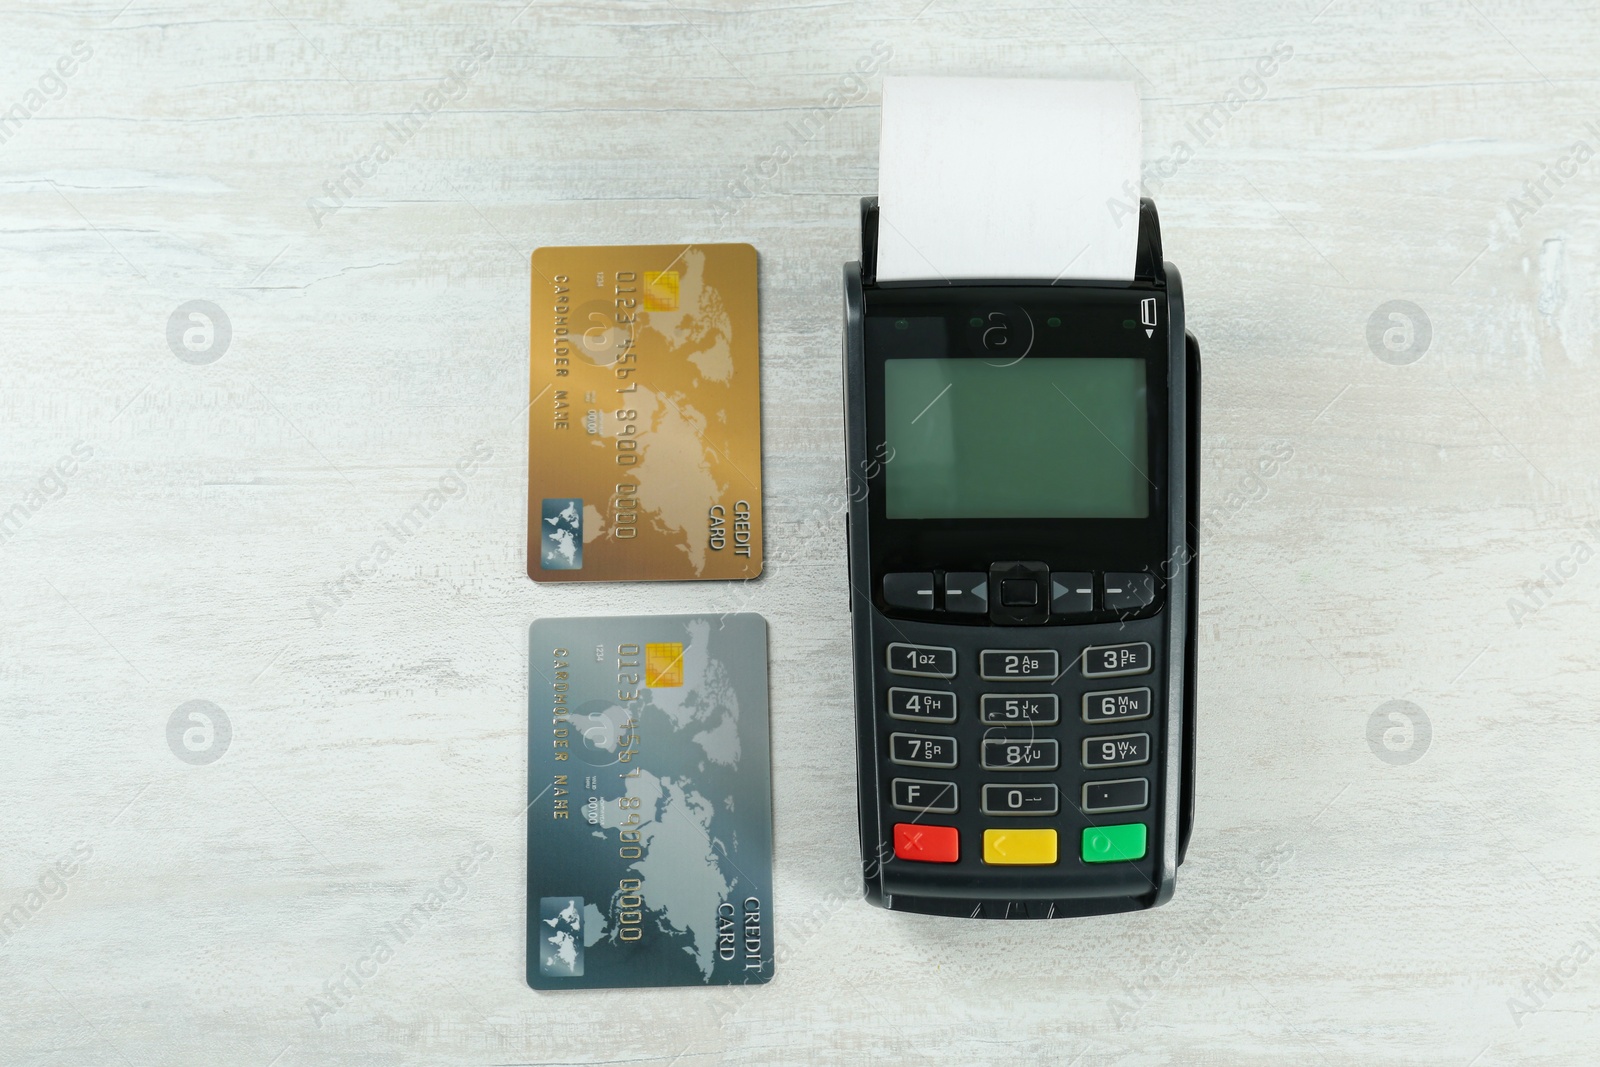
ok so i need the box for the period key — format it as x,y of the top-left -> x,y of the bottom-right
1081,778 -> 1148,814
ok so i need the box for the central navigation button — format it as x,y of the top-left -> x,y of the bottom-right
988,560 -> 1050,625
1000,579 -> 1039,607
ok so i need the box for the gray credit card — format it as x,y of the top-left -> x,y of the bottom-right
527,613 -> 773,989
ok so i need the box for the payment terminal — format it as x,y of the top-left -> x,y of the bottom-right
842,196 -> 1199,918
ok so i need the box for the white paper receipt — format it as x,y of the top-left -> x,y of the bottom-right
875,77 -> 1142,283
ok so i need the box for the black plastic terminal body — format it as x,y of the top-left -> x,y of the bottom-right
843,196 -> 1200,919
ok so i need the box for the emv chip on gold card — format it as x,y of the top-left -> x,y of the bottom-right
643,270 -> 679,311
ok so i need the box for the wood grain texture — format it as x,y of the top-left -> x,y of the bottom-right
1,1 -> 1597,1064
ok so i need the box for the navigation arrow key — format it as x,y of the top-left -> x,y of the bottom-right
1049,571 -> 1094,615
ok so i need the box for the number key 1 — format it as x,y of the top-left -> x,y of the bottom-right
887,643 -> 957,678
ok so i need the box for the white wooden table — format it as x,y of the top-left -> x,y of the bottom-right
3,2 -> 1597,1063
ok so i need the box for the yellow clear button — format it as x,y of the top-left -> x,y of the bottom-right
982,828 -> 1058,865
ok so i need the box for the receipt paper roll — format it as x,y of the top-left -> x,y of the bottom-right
875,77 -> 1142,283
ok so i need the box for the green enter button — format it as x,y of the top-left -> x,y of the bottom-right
1081,823 -> 1147,863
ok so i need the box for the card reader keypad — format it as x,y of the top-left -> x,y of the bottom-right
874,626 -> 1159,872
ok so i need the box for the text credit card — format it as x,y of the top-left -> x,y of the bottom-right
527,613 -> 773,989
529,244 -> 763,582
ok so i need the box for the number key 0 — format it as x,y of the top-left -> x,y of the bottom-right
981,783 -> 1058,816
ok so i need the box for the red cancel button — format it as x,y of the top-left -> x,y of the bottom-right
893,822 -> 959,863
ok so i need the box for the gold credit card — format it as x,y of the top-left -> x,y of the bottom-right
529,244 -> 763,582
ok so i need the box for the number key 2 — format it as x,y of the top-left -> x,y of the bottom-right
979,649 -> 1058,680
